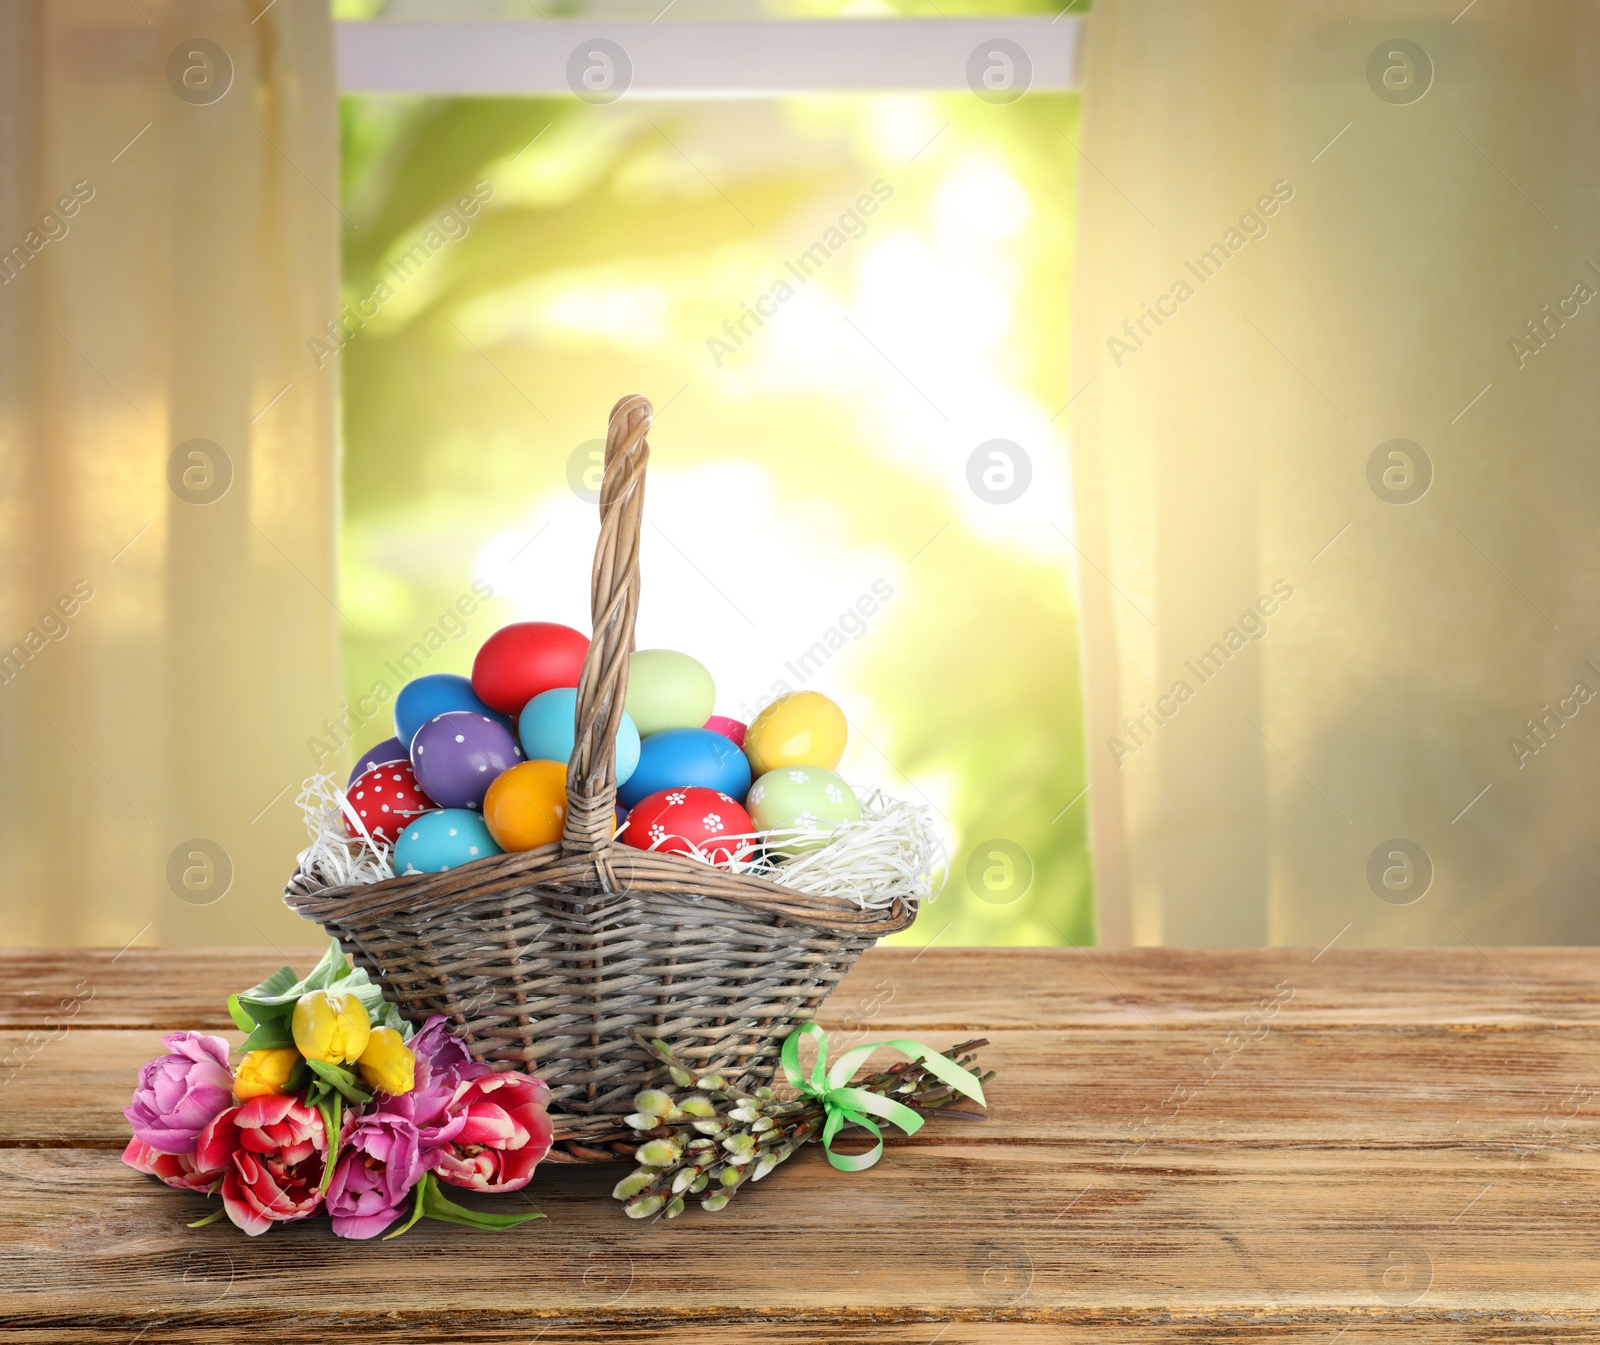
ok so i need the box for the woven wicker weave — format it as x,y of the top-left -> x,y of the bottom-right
285,394 -> 916,1160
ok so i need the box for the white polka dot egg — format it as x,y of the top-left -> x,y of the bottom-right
392,807 -> 503,875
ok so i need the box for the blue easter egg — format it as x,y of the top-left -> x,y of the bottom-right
617,727 -> 752,809
394,673 -> 505,747
517,687 -> 641,785
393,809 -> 503,875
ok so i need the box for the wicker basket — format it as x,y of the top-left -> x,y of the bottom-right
285,394 -> 916,1161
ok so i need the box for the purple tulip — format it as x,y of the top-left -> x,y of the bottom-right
326,1108 -> 423,1240
409,1015 -> 483,1087
122,1032 -> 234,1155
326,1021 -> 483,1239
399,1016 -> 485,1167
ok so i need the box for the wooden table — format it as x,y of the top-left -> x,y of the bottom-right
2,945 -> 1597,1341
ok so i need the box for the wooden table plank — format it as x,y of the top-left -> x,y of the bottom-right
5,946 -> 1600,1029
6,1026 -> 1597,1152
0,1145 -> 1596,1335
2,946 -> 1598,1342
1,1329 -> 1595,1345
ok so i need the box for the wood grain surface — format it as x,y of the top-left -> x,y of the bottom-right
1,944 -> 1597,1342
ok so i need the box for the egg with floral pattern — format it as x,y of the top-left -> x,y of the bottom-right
345,761 -> 435,845
619,786 -> 755,868
747,766 -> 861,855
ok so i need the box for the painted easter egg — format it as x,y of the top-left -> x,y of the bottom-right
625,650 -> 715,737
616,727 -> 752,810
483,759 -> 568,852
472,622 -> 590,716
517,687 -> 640,785
393,809 -> 503,875
747,765 -> 861,855
348,736 -> 407,787
744,692 -> 848,775
410,711 -> 524,811
394,673 -> 503,748
620,786 -> 754,867
703,715 -> 748,748
345,761 -> 435,845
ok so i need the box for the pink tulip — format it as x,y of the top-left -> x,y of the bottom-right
122,1032 -> 233,1155
121,1137 -> 224,1193
196,1094 -> 328,1236
432,1071 -> 554,1194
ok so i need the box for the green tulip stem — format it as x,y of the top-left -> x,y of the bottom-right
382,1173 -> 431,1241
316,1091 -> 342,1198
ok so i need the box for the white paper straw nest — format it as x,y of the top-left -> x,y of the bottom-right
293,773 -> 396,891
291,774 -> 944,913
657,787 -> 947,911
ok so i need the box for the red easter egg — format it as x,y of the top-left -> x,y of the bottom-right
346,761 -> 435,845
703,715 -> 748,748
620,786 -> 755,867
472,622 -> 590,716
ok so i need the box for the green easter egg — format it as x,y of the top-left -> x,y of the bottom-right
747,766 -> 861,855
626,649 -> 716,737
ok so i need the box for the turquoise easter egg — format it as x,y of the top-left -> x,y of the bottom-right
517,687 -> 641,785
393,809 -> 503,875
625,650 -> 715,737
747,766 -> 861,855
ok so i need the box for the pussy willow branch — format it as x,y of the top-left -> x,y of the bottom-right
612,1031 -> 993,1219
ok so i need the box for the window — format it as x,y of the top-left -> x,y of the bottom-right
334,13 -> 1089,944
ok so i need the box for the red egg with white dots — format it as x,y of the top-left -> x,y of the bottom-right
619,786 -> 755,868
345,761 -> 436,845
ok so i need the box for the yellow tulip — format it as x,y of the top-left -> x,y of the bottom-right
233,1047 -> 299,1100
356,1026 -> 416,1095
291,990 -> 371,1064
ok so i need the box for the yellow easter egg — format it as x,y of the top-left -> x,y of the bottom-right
744,692 -> 848,775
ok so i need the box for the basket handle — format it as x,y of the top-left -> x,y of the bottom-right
563,395 -> 652,855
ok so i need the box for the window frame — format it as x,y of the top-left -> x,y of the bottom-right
334,17 -> 1082,96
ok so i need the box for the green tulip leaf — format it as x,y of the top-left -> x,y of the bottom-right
230,942 -> 413,1041
239,1018 -> 296,1052
306,1057 -> 374,1104
226,994 -> 255,1033
234,962 -> 301,1010
422,1174 -> 545,1230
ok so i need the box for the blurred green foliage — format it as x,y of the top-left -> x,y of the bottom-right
335,79 -> 1091,946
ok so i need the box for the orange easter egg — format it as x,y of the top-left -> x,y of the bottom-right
483,760 -> 568,852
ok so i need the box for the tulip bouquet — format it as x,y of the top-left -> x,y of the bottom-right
122,942 -> 554,1238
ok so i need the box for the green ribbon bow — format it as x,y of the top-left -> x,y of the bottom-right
780,1021 -> 987,1172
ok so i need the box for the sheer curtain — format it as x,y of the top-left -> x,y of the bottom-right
0,1 -> 340,946
1070,1 -> 1600,946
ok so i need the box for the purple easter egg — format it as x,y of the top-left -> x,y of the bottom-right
349,736 -> 407,787
410,711 -> 524,811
